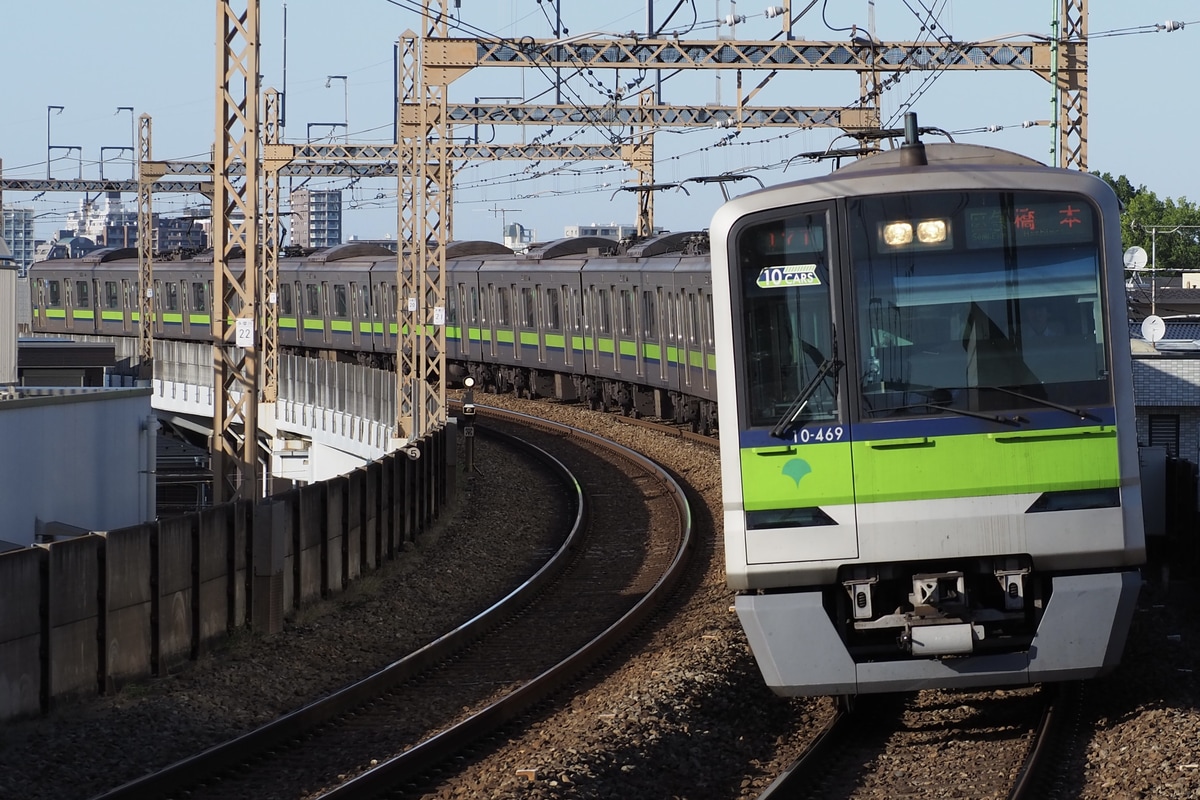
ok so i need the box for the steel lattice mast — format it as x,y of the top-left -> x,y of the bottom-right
212,0 -> 261,502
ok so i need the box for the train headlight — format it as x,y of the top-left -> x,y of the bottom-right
916,219 -> 947,243
882,222 -> 913,246
881,219 -> 949,247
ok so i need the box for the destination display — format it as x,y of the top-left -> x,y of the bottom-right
965,200 -> 1095,248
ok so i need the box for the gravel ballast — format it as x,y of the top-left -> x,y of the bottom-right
1,398 -> 1198,799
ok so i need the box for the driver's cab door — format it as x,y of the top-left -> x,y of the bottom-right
732,204 -> 859,566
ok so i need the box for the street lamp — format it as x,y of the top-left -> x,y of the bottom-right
46,105 -> 64,179
116,106 -> 135,180
325,75 -> 348,142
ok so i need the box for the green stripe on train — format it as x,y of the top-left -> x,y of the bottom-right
740,425 -> 1120,510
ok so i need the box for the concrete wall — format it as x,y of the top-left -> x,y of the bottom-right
0,388 -> 154,546
0,426 -> 452,721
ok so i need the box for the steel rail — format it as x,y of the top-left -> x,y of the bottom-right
317,403 -> 695,798
89,422 -> 584,800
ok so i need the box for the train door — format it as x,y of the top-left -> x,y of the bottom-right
278,282 -> 295,347
319,282 -> 331,346
560,285 -> 576,368
646,285 -> 668,383
150,279 -> 162,336
582,284 -> 597,370
91,277 -> 104,334
454,282 -> 478,362
63,279 -> 76,332
180,279 -> 192,336
616,286 -> 633,378
521,284 -> 543,364
355,279 -> 369,354
119,279 -> 133,334
544,285 -> 562,365
304,281 -> 322,345
78,277 -> 96,334
491,283 -> 514,360
730,204 -> 857,565
330,282 -> 349,347
345,283 -> 357,347
590,285 -> 614,372
192,280 -> 209,339
664,287 -> 678,385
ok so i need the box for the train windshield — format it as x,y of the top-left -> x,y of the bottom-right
734,209 -> 839,428
848,190 -> 1110,418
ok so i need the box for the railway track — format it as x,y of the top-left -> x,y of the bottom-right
757,684 -> 1078,800
89,407 -> 693,800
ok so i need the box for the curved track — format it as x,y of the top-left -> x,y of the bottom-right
757,686 -> 1071,800
90,407 -> 693,800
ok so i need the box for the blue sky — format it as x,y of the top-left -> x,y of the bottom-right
3,2 -> 1197,244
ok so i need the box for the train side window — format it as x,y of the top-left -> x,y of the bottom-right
164,282 -> 179,312
105,281 -> 120,309
666,290 -> 677,342
468,285 -> 480,324
279,283 -> 293,315
619,289 -> 635,336
388,285 -> 397,318
121,280 -> 132,309
332,284 -> 348,318
497,286 -> 512,326
597,288 -> 613,334
47,280 -> 62,307
306,283 -> 320,317
76,280 -> 90,308
569,287 -> 583,332
545,287 -> 561,331
687,292 -> 701,345
705,293 -> 715,349
642,289 -> 657,339
518,287 -> 534,327
192,282 -> 206,312
358,284 -> 370,318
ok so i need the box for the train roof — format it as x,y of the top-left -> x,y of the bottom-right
522,237 -> 619,260
834,142 -> 1046,174
305,242 -> 395,263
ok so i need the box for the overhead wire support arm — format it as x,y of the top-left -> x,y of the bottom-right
464,37 -> 1053,72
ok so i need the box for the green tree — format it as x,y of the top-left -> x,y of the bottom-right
1092,171 -> 1200,272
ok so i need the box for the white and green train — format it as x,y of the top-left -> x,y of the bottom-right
710,123 -> 1145,697
29,232 -> 720,432
28,123 -> 1146,698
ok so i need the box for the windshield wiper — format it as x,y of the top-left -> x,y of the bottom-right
917,402 -> 1025,427
770,358 -> 844,440
977,386 -> 1103,423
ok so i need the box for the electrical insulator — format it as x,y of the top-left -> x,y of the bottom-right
1162,20 -> 1185,32
765,5 -> 785,17
723,14 -> 747,25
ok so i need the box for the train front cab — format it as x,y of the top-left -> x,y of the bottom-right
713,151 -> 1145,697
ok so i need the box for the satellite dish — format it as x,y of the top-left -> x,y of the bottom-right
1124,246 -> 1148,271
1141,314 -> 1166,343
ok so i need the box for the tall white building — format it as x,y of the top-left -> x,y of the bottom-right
1,206 -> 36,276
290,189 -> 343,248
564,222 -> 666,240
